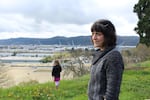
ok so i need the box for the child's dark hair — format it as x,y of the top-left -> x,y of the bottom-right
91,19 -> 117,47
54,60 -> 60,66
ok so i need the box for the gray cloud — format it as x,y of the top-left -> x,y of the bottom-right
0,0 -> 106,24
0,0 -> 139,39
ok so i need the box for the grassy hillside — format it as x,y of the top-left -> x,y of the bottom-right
0,61 -> 150,100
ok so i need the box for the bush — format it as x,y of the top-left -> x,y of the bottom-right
122,44 -> 150,65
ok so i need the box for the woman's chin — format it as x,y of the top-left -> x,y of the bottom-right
94,44 -> 100,48
94,46 -> 100,49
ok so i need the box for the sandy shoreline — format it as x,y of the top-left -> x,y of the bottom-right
0,63 -> 73,88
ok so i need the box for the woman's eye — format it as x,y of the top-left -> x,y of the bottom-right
92,32 -> 103,36
96,32 -> 102,35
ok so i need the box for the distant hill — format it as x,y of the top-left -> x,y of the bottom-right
0,36 -> 139,46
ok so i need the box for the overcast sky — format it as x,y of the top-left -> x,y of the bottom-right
0,0 -> 139,39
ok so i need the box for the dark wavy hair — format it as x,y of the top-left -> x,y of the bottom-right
91,19 -> 117,47
53,60 -> 60,66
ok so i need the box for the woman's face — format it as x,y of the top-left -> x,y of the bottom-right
92,31 -> 105,49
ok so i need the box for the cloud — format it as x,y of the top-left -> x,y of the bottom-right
0,0 -> 139,39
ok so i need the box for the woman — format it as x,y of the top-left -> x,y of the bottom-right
52,60 -> 62,89
88,19 -> 124,100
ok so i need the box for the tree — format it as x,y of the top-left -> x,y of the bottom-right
11,52 -> 17,56
133,0 -> 150,46
63,49 -> 92,77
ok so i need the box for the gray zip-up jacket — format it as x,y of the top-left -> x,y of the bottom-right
88,47 -> 124,100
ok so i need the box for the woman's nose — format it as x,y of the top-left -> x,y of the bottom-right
92,34 -> 97,40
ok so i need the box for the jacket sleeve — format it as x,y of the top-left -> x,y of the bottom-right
105,52 -> 124,100
60,66 -> 62,72
52,67 -> 55,76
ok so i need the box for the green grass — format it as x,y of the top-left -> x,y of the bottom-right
136,60 -> 150,67
128,60 -> 150,68
0,61 -> 150,100
120,67 -> 150,100
0,75 -> 89,100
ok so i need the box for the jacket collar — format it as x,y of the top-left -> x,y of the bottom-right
92,46 -> 115,65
